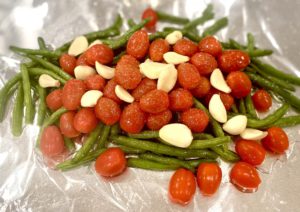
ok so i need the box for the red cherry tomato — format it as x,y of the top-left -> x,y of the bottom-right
181,108 -> 209,133
146,109 -> 172,130
59,53 -> 76,75
73,108 -> 98,134
218,50 -> 250,73
191,76 -> 211,98
261,127 -> 289,154
235,139 -> 266,166
103,79 -> 122,104
226,71 -> 252,99
141,7 -> 158,29
85,44 -> 114,66
190,52 -> 218,75
230,162 -> 261,193
197,163 -> 222,196
120,102 -> 146,133
177,63 -> 201,90
126,30 -> 150,59
173,39 -> 198,57
62,79 -> 86,110
198,36 -> 222,57
131,78 -> 157,101
169,168 -> 196,205
84,74 -> 106,91
59,111 -> 80,138
94,97 -> 121,125
76,52 -> 89,66
95,147 -> 127,177
169,88 -> 193,112
46,89 -> 63,111
252,89 -> 272,112
139,89 -> 169,114
40,125 -> 65,157
149,39 -> 170,62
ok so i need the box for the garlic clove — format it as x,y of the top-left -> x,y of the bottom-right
210,68 -> 232,93
68,36 -> 88,56
165,31 -> 183,45
38,74 -> 60,88
157,64 -> 177,93
209,94 -> 227,123
163,52 -> 189,65
115,85 -> 134,103
240,128 -> 268,140
74,65 -> 96,80
223,115 -> 247,135
81,90 -> 103,107
139,59 -> 174,79
95,61 -> 115,79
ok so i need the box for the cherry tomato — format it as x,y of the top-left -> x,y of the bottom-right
59,53 -> 76,75
95,147 -> 127,177
191,76 -> 211,98
84,74 -> 106,91
127,30 -> 149,59
204,88 -> 234,111
230,162 -> 261,193
181,108 -> 209,133
198,36 -> 222,57
141,7 -> 158,29
85,44 -> 114,66
149,39 -> 170,62
169,88 -> 193,112
261,127 -> 289,154
146,109 -> 172,130
177,63 -> 201,90
173,39 -> 198,57
46,89 -> 63,111
131,78 -> 157,101
197,163 -> 222,196
76,52 -> 89,66
103,79 -> 122,104
169,168 -> 196,205
226,71 -> 252,99
218,50 -> 250,73
252,89 -> 272,112
139,89 -> 169,114
94,97 -> 121,125
73,108 -> 98,133
40,125 -> 65,157
120,102 -> 146,133
190,52 -> 218,75
62,79 -> 86,110
59,111 -> 80,138
235,139 -> 266,166
115,55 -> 142,89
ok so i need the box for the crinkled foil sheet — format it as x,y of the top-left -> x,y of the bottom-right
1,0 -> 300,211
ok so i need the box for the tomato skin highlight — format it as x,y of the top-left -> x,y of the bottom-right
59,53 -> 76,75
146,109 -> 172,130
141,7 -> 158,29
46,89 -> 63,111
198,36 -> 222,57
235,139 -> 266,166
173,39 -> 198,57
84,74 -> 106,91
252,89 -> 272,112
85,44 -> 114,65
95,147 -> 127,177
181,108 -> 209,133
139,89 -> 169,114
197,163 -> 222,196
230,162 -> 261,193
73,108 -> 98,134
190,52 -> 218,75
62,79 -> 86,110
94,97 -> 121,125
169,168 -> 196,205
120,102 -> 146,133
59,111 -> 80,138
127,30 -> 150,59
177,63 -> 201,90
226,71 -> 252,99
218,50 -> 250,73
261,127 -> 289,154
40,125 -> 65,157
149,39 -> 170,62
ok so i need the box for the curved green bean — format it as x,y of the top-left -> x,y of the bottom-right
192,133 -> 215,140
127,18 -> 136,28
128,131 -> 159,139
238,98 -> 246,114
245,94 -> 258,119
21,64 -> 34,124
183,4 -> 214,30
231,103 -> 239,113
29,67 -> 66,84
112,51 -> 126,65
64,137 -> 75,152
11,82 -> 24,136
202,17 -> 228,37
186,159 -> 217,167
127,158 -> 180,171
110,123 -> 121,136
97,125 -> 111,148
211,147 -> 239,162
31,82 -> 47,126
10,46 -> 60,58
188,136 -> 231,149
247,33 -> 255,54
38,37 -> 47,50
265,115 -> 300,129
156,11 -> 189,25
249,49 -> 273,57
117,145 -> 146,154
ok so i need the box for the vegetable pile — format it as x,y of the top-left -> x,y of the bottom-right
2,4 -> 300,205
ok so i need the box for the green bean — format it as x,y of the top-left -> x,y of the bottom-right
231,103 -> 239,113
265,115 -> 300,128
56,148 -> 106,171
186,159 -> 217,167
247,33 -> 255,54
110,123 -> 121,136
156,11 -> 189,25
31,82 -> 47,125
183,4 -> 214,30
140,153 -> 195,172
162,28 -> 201,42
0,73 -> 22,122
246,72 -> 300,110
117,145 -> 147,154
245,94 -> 258,119
11,82 -> 24,136
29,67 -> 66,84
112,136 -> 218,159
127,158 -> 180,171
103,19 -> 149,49
238,98 -> 246,114
26,55 -> 72,81
64,137 -> 75,152
202,17 -> 228,37
128,131 -> 159,139
249,49 -> 273,57
97,125 -> 111,148
10,46 -> 60,58
20,64 -> 34,124
188,136 -> 231,149
127,18 -> 136,28
229,39 -> 246,50
252,59 -> 300,85
38,37 -> 47,50
211,147 -> 240,162
193,133 -> 215,140
112,51 -> 126,65
149,31 -> 170,41
247,103 -> 289,129
72,124 -> 103,162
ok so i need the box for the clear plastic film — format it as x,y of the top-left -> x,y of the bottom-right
1,0 -> 300,211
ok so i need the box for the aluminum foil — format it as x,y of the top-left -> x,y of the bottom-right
1,0 -> 300,211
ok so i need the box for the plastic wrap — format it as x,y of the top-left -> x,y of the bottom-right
1,0 -> 300,211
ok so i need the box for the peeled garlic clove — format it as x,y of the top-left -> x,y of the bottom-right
240,128 -> 268,140
74,65 -> 96,80
223,115 -> 247,135
209,94 -> 227,123
163,52 -> 189,65
157,65 -> 177,92
68,36 -> 88,56
210,68 -> 231,93
88,39 -> 103,48
139,60 -> 173,79
95,61 -> 115,79
38,74 -> 60,88
115,85 -> 134,103
159,123 -> 193,148
165,30 -> 183,45
81,90 -> 103,107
